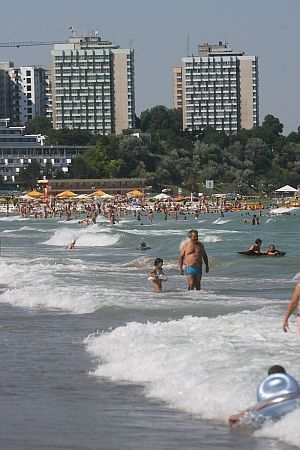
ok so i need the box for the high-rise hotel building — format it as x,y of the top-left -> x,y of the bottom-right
173,42 -> 259,133
0,63 -> 46,124
51,34 -> 135,134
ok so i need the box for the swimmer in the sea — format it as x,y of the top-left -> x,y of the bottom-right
66,240 -> 76,250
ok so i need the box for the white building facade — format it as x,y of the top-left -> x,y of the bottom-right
51,34 -> 135,134
9,66 -> 47,125
0,118 -> 87,186
177,42 -> 259,133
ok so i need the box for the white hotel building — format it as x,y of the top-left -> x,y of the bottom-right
51,34 -> 135,134
174,42 -> 259,133
0,63 -> 47,125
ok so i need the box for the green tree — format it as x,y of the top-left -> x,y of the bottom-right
140,106 -> 182,136
45,128 -> 96,146
25,116 -> 52,135
262,114 -> 283,135
17,160 -> 42,188
53,168 -> 66,179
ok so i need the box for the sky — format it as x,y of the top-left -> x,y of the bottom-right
1,0 -> 299,134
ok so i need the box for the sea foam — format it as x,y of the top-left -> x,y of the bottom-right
85,310 -> 300,447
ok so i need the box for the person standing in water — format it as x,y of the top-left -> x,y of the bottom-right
283,282 -> 300,334
149,258 -> 166,293
179,229 -> 209,290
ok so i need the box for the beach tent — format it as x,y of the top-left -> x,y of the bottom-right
26,189 -> 43,198
56,190 -> 77,198
152,193 -> 170,200
91,189 -> 107,196
126,189 -> 144,197
275,185 -> 297,193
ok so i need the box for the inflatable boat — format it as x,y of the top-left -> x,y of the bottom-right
239,373 -> 300,425
238,250 -> 286,257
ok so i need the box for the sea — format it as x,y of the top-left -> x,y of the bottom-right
0,209 -> 299,450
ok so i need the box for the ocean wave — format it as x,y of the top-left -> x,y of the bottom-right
43,227 -> 120,247
0,216 -> 28,222
212,218 -> 231,224
2,225 -> 54,234
85,310 -> 300,447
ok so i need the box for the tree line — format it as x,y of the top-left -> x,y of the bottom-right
18,107 -> 300,193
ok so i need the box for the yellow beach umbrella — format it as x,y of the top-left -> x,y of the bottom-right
56,190 -> 77,199
126,189 -> 144,197
91,189 -> 107,196
26,189 -> 43,198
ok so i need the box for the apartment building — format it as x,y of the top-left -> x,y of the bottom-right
45,69 -> 53,123
0,63 -> 47,125
51,33 -> 135,134
172,67 -> 183,109
173,42 -> 259,133
0,62 -> 14,119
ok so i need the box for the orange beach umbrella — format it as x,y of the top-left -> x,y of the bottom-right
26,189 -> 43,198
56,190 -> 77,199
91,189 -> 107,196
126,189 -> 144,197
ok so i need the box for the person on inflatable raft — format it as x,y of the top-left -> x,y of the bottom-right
229,365 -> 300,425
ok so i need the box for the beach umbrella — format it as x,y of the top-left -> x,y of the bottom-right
174,196 -> 185,202
19,194 -> 36,200
126,189 -> 144,197
75,194 -> 92,200
56,190 -> 77,199
152,193 -> 170,200
101,193 -> 114,199
26,189 -> 43,198
275,185 -> 297,192
91,189 -> 107,196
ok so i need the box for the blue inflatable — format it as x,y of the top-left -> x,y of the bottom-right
244,374 -> 300,424
136,246 -> 151,251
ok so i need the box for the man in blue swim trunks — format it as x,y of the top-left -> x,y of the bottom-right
179,229 -> 209,290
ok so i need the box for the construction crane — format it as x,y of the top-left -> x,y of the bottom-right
0,26 -> 76,48
0,40 -> 68,48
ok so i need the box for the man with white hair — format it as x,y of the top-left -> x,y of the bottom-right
179,229 -> 209,290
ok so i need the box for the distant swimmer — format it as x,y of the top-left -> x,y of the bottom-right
148,258 -> 167,292
66,239 -> 76,250
137,242 -> 150,251
283,283 -> 300,334
179,229 -> 209,291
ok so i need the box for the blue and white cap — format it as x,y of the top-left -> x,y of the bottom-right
257,373 -> 300,402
